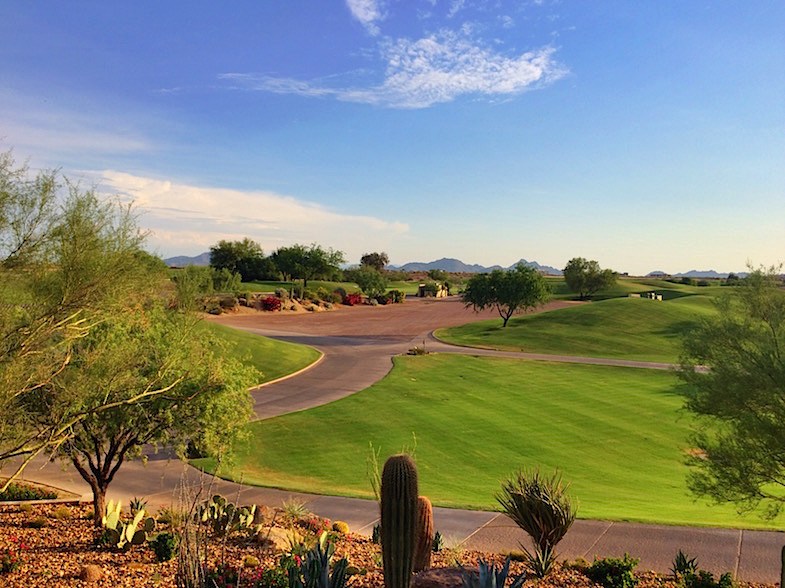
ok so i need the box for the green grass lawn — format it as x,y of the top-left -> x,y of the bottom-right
435,296 -> 718,363
545,277 -> 728,301
198,321 -> 321,383
196,354 -> 781,530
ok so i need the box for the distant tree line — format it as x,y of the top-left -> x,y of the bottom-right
208,239 -> 345,285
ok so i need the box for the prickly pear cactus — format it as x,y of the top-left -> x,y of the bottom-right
381,454 -> 418,588
413,496 -> 434,572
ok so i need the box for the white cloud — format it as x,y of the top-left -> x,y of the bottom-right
447,0 -> 467,19
95,170 -> 408,258
220,30 -> 566,109
346,0 -> 385,36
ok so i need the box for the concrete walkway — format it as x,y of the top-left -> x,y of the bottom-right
14,298 -> 784,582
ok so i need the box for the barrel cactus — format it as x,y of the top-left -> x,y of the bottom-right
414,496 -> 434,572
381,454 -> 419,588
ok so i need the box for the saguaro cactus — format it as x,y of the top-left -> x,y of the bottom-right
414,495 -> 434,572
381,454 -> 419,588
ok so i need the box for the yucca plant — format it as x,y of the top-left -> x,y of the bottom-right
496,469 -> 576,578
671,550 -> 698,577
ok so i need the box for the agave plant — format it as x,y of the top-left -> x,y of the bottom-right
288,532 -> 351,588
461,556 -> 525,588
496,469 -> 576,578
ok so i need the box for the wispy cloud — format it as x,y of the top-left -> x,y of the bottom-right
447,0 -> 467,19
0,92 -> 151,160
220,30 -> 566,109
96,170 -> 409,259
346,0 -> 385,36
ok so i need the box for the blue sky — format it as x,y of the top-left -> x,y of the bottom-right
1,1 -> 783,274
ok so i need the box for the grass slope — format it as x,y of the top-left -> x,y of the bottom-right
198,354 -> 780,530
436,296 -> 717,363
545,277 -> 728,301
198,321 -> 321,383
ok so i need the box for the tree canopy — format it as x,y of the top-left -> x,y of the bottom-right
360,251 -> 389,271
271,243 -> 345,287
462,263 -> 550,327
347,265 -> 388,299
0,151 -> 257,516
678,267 -> 785,518
209,238 -> 271,282
54,305 -> 256,525
562,257 -> 617,300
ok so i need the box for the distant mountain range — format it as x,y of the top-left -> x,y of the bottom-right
646,269 -> 748,279
164,252 -> 211,267
394,257 -> 564,276
163,252 -> 745,279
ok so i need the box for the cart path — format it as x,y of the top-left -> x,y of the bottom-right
212,298 -> 676,420
16,297 -> 783,582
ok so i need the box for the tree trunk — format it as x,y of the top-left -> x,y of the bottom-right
90,480 -> 107,527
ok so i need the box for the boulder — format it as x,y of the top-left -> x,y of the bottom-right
412,567 -> 474,588
78,564 -> 102,583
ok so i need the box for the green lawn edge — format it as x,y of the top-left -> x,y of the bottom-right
198,321 -> 321,384
195,354 -> 783,531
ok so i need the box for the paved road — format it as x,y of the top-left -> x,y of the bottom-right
16,297 -> 784,582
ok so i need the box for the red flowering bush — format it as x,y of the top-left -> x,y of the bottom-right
343,293 -> 363,306
258,296 -> 282,311
0,535 -> 26,574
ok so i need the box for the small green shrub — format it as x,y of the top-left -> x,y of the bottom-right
250,566 -> 289,588
585,553 -> 638,588
0,536 -> 25,574
386,289 -> 405,303
431,530 -> 444,552
314,287 -> 331,302
51,506 -> 72,520
371,523 -> 381,545
26,516 -> 48,529
0,482 -> 57,501
243,554 -> 261,568
679,570 -> 734,588
151,532 -> 179,562
156,506 -> 184,527
18,503 -> 32,514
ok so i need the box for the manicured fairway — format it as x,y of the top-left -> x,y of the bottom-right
199,354 -> 782,530
199,321 -> 321,383
436,296 -> 718,363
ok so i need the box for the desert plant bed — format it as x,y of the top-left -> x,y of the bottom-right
436,295 -> 717,363
0,503 -> 770,588
197,355 -> 783,529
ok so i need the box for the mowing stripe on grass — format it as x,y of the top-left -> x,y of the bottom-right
197,354 -> 782,530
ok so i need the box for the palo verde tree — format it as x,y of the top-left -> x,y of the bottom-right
0,153 -> 162,486
562,257 -> 618,300
360,251 -> 389,272
678,267 -> 785,518
462,263 -> 550,327
52,305 -> 257,526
